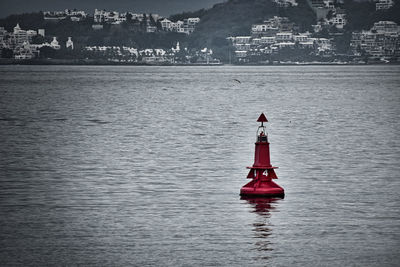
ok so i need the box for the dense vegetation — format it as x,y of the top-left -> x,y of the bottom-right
169,9 -> 208,21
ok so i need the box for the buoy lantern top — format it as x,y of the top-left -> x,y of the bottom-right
257,113 -> 268,123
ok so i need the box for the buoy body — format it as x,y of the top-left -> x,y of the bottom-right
240,114 -> 284,198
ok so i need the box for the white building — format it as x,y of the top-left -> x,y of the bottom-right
372,21 -> 399,33
160,18 -> 172,30
278,42 -> 295,48
252,24 -> 278,33
311,38 -> 333,53
14,41 -> 34,59
12,24 -> 29,48
294,34 -> 310,42
43,11 -> 67,21
146,26 -> 157,33
327,9 -> 347,29
66,9 -> 87,21
351,21 -> 400,59
235,50 -> 248,58
160,17 -> 200,34
66,37 -> 73,49
94,9 -> 121,23
38,29 -> 45,37
272,0 -> 298,7
50,37 -> 60,50
260,36 -> 276,44
376,0 -> 394,10
276,32 -> 293,42
323,0 -> 335,8
232,36 -> 252,44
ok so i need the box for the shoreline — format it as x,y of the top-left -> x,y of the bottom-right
1,58 -> 399,66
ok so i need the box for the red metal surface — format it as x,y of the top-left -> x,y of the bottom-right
257,113 -> 268,122
240,114 -> 284,197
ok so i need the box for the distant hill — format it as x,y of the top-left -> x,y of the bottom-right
1,0 -> 399,62
180,0 -> 400,59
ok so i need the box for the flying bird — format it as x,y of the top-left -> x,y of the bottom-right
233,79 -> 241,83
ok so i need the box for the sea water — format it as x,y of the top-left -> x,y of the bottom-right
0,65 -> 399,266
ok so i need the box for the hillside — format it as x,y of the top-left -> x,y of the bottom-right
184,0 -> 316,60
1,0 -> 399,62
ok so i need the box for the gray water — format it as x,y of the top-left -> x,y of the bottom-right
0,65 -> 399,266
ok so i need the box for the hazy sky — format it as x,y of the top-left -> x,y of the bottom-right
0,0 -> 226,19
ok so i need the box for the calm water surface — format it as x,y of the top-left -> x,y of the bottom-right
0,65 -> 399,266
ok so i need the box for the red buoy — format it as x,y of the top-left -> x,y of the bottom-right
240,113 -> 284,198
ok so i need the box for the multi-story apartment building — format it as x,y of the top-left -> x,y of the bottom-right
350,21 -> 400,59
11,23 -> 29,49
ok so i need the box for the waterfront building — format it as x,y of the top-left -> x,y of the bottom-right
159,17 -> 199,34
50,37 -> 60,50
171,42 -> 180,53
14,41 -> 34,59
66,37 -> 73,50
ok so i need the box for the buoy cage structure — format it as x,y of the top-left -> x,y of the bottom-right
240,113 -> 284,198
